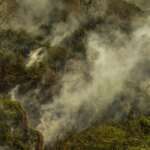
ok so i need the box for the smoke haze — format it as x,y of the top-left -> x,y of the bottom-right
3,0 -> 150,144
37,18 -> 150,142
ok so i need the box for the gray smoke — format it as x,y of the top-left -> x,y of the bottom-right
37,16 -> 150,142
8,0 -> 150,144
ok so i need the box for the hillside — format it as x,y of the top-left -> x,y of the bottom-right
0,0 -> 150,149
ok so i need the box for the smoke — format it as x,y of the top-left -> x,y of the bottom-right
50,15 -> 80,47
6,0 -> 83,35
26,47 -> 46,68
7,0 -> 150,145
8,0 -> 51,33
1,0 -> 109,37
36,15 -> 150,142
125,0 -> 150,11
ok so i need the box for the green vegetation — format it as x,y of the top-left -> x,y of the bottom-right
0,99 -> 149,150
59,117 -> 150,150
0,29 -> 40,54
0,0 -> 149,150
0,99 -> 43,150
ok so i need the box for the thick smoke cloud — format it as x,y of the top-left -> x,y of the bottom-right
8,0 -> 150,145
37,17 -> 150,142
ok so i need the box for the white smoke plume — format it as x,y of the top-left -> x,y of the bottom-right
7,0 -> 150,145
36,15 -> 150,142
